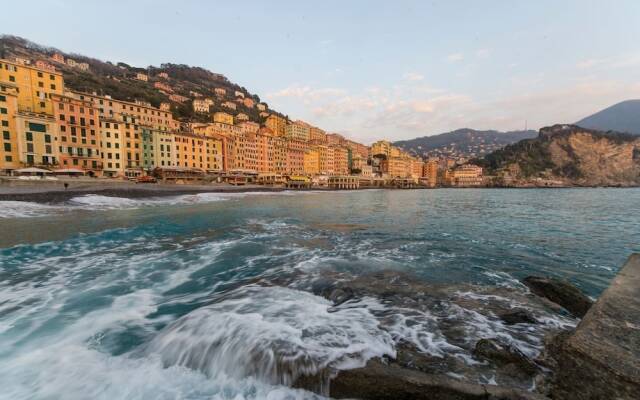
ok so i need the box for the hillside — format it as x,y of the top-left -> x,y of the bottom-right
394,128 -> 537,159
476,125 -> 640,186
576,100 -> 640,135
0,35 -> 284,124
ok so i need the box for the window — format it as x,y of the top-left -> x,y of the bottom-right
38,82 -> 44,88
3,131 -> 9,140
37,72 -> 43,78
28,123 -> 46,133
3,143 -> 10,151
50,84 -> 56,90
0,95 -> 5,102
0,108 -> 6,114
27,143 -> 34,153
26,132 -> 33,141
5,155 -> 11,162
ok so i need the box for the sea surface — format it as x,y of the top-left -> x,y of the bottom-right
0,188 -> 638,399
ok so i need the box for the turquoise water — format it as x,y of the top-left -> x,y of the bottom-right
0,188 -> 638,399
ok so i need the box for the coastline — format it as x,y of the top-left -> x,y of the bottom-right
0,179 -> 637,203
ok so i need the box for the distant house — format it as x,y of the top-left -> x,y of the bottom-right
157,72 -> 169,79
235,113 -> 249,122
135,72 -> 148,81
35,60 -> 56,72
235,90 -> 245,98
221,101 -> 237,110
66,58 -> 77,67
214,88 -> 226,96
193,99 -> 210,113
51,53 -> 65,63
77,62 -> 90,71
257,103 -> 267,111
243,97 -> 255,108
14,56 -> 30,65
159,102 -> 171,111
154,82 -> 173,93
169,94 -> 189,103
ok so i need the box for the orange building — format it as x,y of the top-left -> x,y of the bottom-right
0,84 -> 20,171
51,93 -> 102,175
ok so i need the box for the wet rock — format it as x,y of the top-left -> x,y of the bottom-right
330,359 -> 548,400
328,287 -> 355,306
522,276 -> 593,318
499,309 -> 538,325
474,339 -> 538,376
551,254 -> 640,400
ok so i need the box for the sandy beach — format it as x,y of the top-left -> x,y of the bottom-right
0,178 -> 290,203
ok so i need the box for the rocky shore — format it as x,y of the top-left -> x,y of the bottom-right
286,254 -> 639,399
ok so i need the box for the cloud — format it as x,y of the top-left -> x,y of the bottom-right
446,53 -> 464,62
576,54 -> 640,70
403,72 -> 424,81
266,85 -> 346,101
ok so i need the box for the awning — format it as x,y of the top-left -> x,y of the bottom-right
14,167 -> 52,174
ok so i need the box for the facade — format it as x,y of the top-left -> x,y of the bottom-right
333,146 -> 349,176
0,59 -> 65,115
15,112 -> 58,167
214,88 -> 226,96
51,93 -> 102,175
0,85 -> 20,171
192,99 -> 210,113
51,53 -> 65,63
285,120 -> 311,142
173,131 -> 223,171
73,92 -> 176,132
235,113 -> 249,122
142,127 -> 174,170
35,61 -> 56,72
135,73 -> 148,81
452,164 -> 483,186
256,103 -> 267,111
309,126 -> 326,142
213,112 -> 234,125
221,101 -> 237,110
154,82 -> 173,93
157,72 -> 169,79
243,97 -> 255,108
169,94 -> 188,103
265,114 -> 287,137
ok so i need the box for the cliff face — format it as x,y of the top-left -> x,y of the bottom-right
480,125 -> 640,186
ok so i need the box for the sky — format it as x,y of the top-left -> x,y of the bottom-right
3,0 -> 640,144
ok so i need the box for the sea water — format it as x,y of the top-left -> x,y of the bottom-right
0,188 -> 638,399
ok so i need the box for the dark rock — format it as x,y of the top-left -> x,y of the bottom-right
522,276 -> 593,318
499,309 -> 538,325
328,287 -> 355,306
473,339 -> 538,375
330,359 -> 548,400
551,254 -> 640,400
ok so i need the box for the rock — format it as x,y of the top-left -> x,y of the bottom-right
499,309 -> 538,325
328,287 -> 355,306
473,339 -> 538,375
551,254 -> 640,400
330,359 -> 548,400
522,276 -> 593,318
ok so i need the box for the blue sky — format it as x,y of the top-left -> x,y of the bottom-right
3,1 -> 640,143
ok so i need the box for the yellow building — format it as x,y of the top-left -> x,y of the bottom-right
423,160 -> 439,187
213,112 -> 234,125
15,111 -> 59,167
99,115 -> 143,178
173,131 -> 223,171
285,120 -> 311,142
142,127 -> 175,170
0,58 -> 65,115
371,140 -> 389,157
73,92 -> 176,132
193,99 -> 210,113
303,148 -> 320,175
0,84 -> 20,171
265,114 -> 287,137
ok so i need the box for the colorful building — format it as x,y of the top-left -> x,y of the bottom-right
0,58 -> 65,115
213,112 -> 234,125
265,114 -> 287,137
51,93 -> 102,175
15,111 -> 58,167
285,120 -> 311,142
0,84 -> 20,172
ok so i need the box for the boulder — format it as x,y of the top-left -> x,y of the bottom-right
329,359 -> 548,400
522,276 -> 593,318
499,310 -> 538,325
551,254 -> 640,400
474,339 -> 538,375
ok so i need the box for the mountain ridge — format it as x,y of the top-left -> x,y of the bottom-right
394,128 -> 538,158
575,100 -> 640,135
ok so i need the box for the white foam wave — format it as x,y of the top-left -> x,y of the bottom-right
146,286 -> 395,392
0,201 -> 59,218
